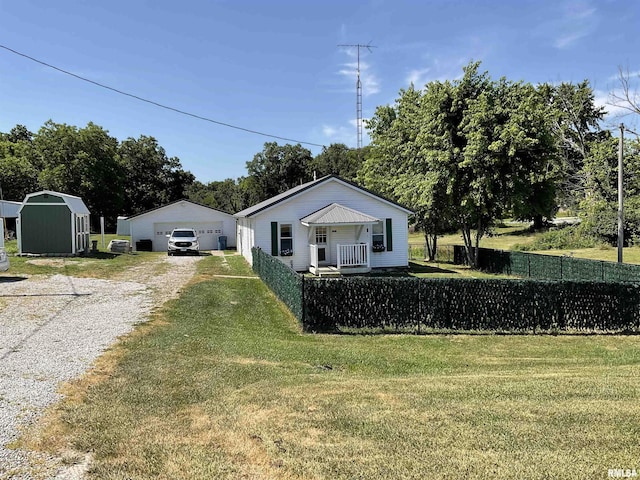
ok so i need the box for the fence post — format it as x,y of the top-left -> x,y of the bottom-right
301,275 -> 305,326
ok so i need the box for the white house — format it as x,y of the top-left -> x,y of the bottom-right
127,200 -> 236,252
235,175 -> 413,275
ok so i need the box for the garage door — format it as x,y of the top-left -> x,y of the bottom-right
153,222 -> 224,252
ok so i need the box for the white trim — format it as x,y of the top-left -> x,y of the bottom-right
279,221 -> 294,256
302,221 -> 377,227
372,220 -> 385,251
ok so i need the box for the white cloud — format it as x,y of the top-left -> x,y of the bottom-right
321,117 -> 371,147
594,89 -> 638,127
608,70 -> 640,82
406,68 -> 431,88
539,0 -> 599,50
554,32 -> 587,49
403,55 -> 468,90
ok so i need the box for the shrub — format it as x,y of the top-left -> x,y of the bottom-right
514,224 -> 601,251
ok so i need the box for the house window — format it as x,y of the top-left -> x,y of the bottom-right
280,223 -> 293,256
372,221 -> 385,252
315,226 -> 327,244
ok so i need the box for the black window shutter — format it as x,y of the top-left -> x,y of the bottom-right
385,218 -> 393,252
271,222 -> 279,256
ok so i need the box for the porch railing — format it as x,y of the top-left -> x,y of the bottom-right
337,243 -> 369,269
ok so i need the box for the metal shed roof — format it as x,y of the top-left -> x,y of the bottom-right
300,203 -> 379,226
19,191 -> 90,215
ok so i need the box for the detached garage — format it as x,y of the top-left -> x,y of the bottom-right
17,191 -> 91,255
127,200 -> 236,252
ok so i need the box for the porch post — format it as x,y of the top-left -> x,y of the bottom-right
366,242 -> 370,268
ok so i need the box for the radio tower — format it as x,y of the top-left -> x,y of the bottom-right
338,42 -> 376,153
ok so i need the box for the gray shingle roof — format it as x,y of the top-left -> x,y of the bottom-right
300,203 -> 379,225
233,175 -> 413,218
234,177 -> 323,218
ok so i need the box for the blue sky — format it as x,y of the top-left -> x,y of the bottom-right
1,0 -> 638,183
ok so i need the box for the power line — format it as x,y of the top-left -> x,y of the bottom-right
0,44 -> 326,148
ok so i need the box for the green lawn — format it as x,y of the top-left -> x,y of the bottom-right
410,225 -> 640,265
26,255 -> 640,479
0,235 -> 162,278
529,246 -> 640,265
409,223 -> 538,251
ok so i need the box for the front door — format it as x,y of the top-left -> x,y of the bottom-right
315,226 -> 329,265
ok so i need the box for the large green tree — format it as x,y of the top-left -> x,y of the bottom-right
0,125 -> 38,201
186,178 -> 242,213
361,86 -> 456,260
119,135 -> 194,215
308,143 -> 365,182
33,121 -> 125,225
246,142 -> 312,201
579,135 -> 640,244
538,81 -> 607,211
363,62 -> 560,267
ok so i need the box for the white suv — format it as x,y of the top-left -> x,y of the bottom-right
0,219 -> 9,272
166,228 -> 200,256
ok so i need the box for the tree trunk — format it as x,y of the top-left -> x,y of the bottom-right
461,223 -> 476,268
532,214 -> 544,230
425,233 -> 438,261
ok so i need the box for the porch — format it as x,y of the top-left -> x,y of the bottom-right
309,243 -> 371,276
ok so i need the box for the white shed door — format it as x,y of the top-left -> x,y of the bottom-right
153,222 -> 224,251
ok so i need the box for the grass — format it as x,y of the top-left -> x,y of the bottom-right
410,224 -> 640,265
0,235 -> 158,279
24,254 -> 640,479
409,223 -> 539,251
529,245 -> 640,265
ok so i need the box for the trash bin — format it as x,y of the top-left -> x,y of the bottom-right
136,239 -> 153,252
91,240 -> 98,252
217,235 -> 227,251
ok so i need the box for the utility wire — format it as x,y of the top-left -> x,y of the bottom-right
0,44 -> 326,148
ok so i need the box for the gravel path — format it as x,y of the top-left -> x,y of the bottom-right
0,255 -> 203,479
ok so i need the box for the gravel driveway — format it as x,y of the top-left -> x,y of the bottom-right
0,254 -> 203,479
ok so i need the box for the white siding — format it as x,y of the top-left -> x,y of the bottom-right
242,179 -> 409,271
129,201 -> 236,252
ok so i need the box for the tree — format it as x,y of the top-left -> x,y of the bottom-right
119,135 -> 193,215
536,81 -> 607,211
246,142 -> 312,201
309,143 -> 364,182
362,86 -> 456,261
0,141 -> 39,201
186,178 -> 242,213
0,125 -> 38,200
33,121 -> 125,227
363,62 -> 560,267
580,134 -> 640,244
609,66 -> 640,119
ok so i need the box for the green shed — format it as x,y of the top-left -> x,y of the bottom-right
17,191 -> 91,255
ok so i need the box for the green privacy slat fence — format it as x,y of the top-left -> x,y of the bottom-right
252,247 -> 303,321
453,246 -> 640,283
252,248 -> 640,334
302,277 -> 640,333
